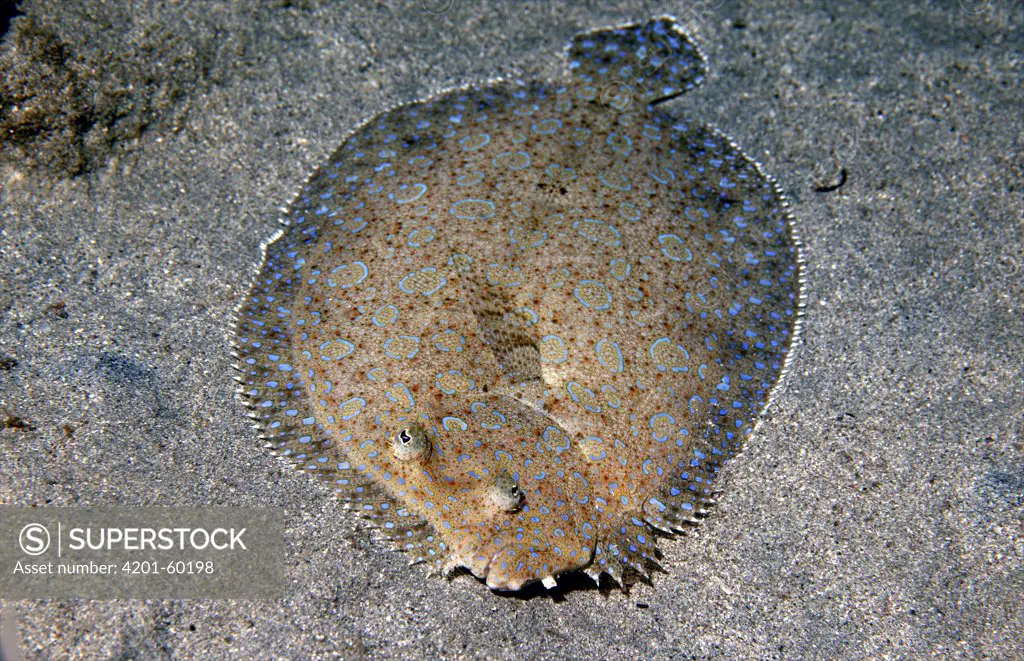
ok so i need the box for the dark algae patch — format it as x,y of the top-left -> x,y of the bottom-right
0,7 -> 209,177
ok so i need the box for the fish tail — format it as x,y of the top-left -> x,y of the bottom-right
566,16 -> 707,110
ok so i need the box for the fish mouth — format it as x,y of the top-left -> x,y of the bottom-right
482,544 -> 521,591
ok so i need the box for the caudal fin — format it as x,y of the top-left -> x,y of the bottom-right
567,16 -> 706,110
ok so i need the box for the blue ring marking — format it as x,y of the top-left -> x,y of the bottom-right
329,261 -> 369,288
383,336 -> 421,360
450,198 -> 496,220
619,201 -> 641,221
573,280 -> 612,311
543,426 -> 571,453
649,413 -> 676,443
447,253 -> 475,273
330,338 -> 356,360
390,183 -> 427,204
609,258 -> 631,281
598,170 -> 632,192
386,382 -> 415,410
508,227 -> 548,248
684,206 -> 711,221
595,338 -> 624,373
435,370 -> 473,395
398,267 -> 447,296
688,395 -> 703,414
442,416 -> 468,432
545,163 -> 577,181
642,123 -> 662,141
510,202 -> 531,219
649,337 -> 690,372
539,335 -> 568,364
481,408 -> 505,430
649,165 -> 676,184
457,171 -> 485,187
339,397 -> 366,421
372,304 -> 399,327
516,307 -> 539,325
486,264 -> 524,287
430,330 -> 466,353
606,131 -> 633,155
574,218 -> 622,246
580,436 -> 607,461
566,381 -> 596,405
345,216 -> 367,233
493,151 -> 531,171
459,133 -> 491,151
573,127 -> 592,145
601,384 -> 621,409
658,234 -> 693,262
532,118 -> 562,134
407,226 -> 436,248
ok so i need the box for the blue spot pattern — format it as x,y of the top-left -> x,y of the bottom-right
233,15 -> 800,592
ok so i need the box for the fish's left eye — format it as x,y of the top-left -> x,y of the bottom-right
489,473 -> 523,512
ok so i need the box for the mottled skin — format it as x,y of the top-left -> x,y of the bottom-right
234,17 -> 800,591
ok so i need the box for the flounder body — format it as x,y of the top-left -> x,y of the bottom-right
234,17 -> 801,591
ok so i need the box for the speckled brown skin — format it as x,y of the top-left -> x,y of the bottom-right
234,17 -> 800,591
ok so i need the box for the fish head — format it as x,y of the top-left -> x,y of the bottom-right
398,398 -> 597,591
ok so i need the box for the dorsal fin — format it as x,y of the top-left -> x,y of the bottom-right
566,16 -> 706,109
232,235 -> 447,569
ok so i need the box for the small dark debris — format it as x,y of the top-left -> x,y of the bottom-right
49,301 -> 68,318
636,602 -> 649,609
811,154 -> 847,192
0,353 -> 17,370
3,412 -> 35,431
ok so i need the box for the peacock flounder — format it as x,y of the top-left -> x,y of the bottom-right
234,16 -> 802,591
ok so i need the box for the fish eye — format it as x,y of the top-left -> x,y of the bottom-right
489,473 -> 523,512
391,424 -> 431,461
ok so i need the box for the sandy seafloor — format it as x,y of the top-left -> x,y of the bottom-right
0,0 -> 1021,658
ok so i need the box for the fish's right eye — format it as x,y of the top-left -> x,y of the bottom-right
392,424 -> 431,461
